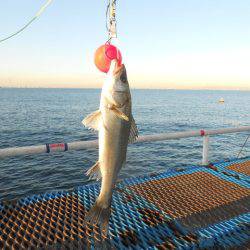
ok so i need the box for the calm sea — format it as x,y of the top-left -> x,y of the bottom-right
0,88 -> 249,201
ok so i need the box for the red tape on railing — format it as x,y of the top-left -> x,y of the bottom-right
46,143 -> 68,153
200,130 -> 205,136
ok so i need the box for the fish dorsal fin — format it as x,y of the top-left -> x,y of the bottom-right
82,110 -> 102,131
129,116 -> 138,143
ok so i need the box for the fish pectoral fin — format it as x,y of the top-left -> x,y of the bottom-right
109,105 -> 129,122
85,161 -> 102,181
129,116 -> 139,143
82,110 -> 102,131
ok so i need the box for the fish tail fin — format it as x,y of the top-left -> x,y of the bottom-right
85,200 -> 111,236
86,161 -> 102,181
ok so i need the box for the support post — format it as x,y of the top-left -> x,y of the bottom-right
202,135 -> 209,165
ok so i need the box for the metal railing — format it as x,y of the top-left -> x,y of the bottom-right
0,126 -> 250,165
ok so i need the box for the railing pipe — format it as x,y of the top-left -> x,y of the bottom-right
0,126 -> 249,159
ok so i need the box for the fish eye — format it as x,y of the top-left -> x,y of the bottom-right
120,76 -> 127,83
120,72 -> 127,83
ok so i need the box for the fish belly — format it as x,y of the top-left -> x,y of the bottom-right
98,107 -> 130,201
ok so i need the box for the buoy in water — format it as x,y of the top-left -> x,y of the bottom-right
219,98 -> 225,103
94,44 -> 122,73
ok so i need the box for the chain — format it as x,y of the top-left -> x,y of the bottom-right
106,0 -> 117,40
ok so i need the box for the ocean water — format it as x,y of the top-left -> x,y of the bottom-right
0,88 -> 249,201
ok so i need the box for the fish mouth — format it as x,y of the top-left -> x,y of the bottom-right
113,63 -> 125,76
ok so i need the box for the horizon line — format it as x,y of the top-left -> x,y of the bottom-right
1,86 -> 249,91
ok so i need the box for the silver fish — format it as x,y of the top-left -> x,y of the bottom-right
82,60 -> 138,235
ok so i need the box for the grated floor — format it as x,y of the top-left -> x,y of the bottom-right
227,160 -> 250,176
0,157 -> 250,249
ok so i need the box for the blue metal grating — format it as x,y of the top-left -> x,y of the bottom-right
0,158 -> 249,249
212,156 -> 250,183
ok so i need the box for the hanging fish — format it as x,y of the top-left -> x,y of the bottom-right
82,60 -> 138,235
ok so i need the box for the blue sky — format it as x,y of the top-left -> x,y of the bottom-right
0,0 -> 250,89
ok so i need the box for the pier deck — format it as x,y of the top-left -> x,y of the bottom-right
0,157 -> 249,249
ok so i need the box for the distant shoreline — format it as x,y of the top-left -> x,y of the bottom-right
0,87 -> 249,92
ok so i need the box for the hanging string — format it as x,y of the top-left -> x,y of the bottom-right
106,0 -> 111,34
0,0 -> 53,43
237,135 -> 250,158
